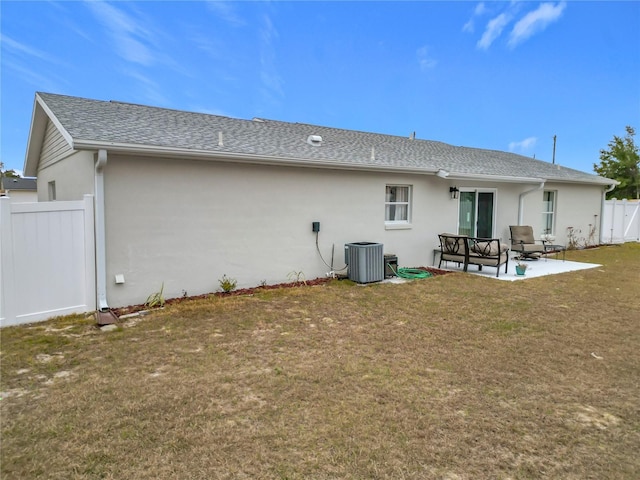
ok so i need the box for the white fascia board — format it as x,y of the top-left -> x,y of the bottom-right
64,140 -> 617,186
543,177 -> 619,187
23,99 -> 47,176
24,94 -> 75,176
70,139 -> 441,175
448,172 -> 615,186
444,172 -> 545,184
35,94 -> 74,146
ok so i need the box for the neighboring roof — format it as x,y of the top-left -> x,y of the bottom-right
25,92 -> 615,186
1,176 -> 36,191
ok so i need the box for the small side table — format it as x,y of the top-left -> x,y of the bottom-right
544,244 -> 566,261
433,248 -> 442,266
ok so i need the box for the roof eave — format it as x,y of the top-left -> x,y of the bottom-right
446,171 -> 617,186
69,139 -> 618,187
23,93 -> 75,177
71,140 -> 441,175
444,172 -> 545,184
542,176 -> 619,187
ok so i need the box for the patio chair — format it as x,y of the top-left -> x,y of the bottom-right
509,225 -> 546,260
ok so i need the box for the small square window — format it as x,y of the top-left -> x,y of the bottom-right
48,181 -> 56,201
385,185 -> 411,223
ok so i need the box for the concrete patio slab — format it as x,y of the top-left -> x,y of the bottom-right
439,256 -> 601,281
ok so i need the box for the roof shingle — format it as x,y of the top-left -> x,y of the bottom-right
36,92 -> 612,185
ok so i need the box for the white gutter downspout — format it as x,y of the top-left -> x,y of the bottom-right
600,183 -> 616,244
95,149 -> 110,314
518,181 -> 545,225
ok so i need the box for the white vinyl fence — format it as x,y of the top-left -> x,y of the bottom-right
0,195 -> 96,327
601,199 -> 640,244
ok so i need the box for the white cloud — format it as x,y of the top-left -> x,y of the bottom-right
475,2 -> 487,16
259,14 -> 284,103
120,68 -> 169,105
509,137 -> 538,152
508,2 -> 567,48
206,0 -> 246,27
0,34 -> 50,60
462,2 -> 487,33
2,59 -> 66,91
417,46 -> 437,71
477,13 -> 510,50
462,19 -> 475,34
190,32 -> 223,59
191,105 -> 231,117
84,1 -> 157,66
0,34 -> 69,90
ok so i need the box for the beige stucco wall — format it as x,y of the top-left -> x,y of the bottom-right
36,150 -> 95,201
518,182 -> 604,246
2,190 -> 38,203
544,182 -> 603,246
103,155 -> 469,307
88,153 -> 605,308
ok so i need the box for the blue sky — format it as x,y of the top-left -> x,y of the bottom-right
1,1 -> 638,176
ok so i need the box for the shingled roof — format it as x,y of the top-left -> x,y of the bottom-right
0,176 -> 36,191
26,92 -> 613,186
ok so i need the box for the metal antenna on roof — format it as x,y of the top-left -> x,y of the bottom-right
410,132 -> 416,140
552,134 -> 557,164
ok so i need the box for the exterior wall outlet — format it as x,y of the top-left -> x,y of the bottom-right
312,221 -> 320,232
115,274 -> 125,284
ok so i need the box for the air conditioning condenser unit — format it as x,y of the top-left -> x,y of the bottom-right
344,242 -> 384,283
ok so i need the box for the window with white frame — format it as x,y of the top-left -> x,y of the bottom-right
542,190 -> 556,235
385,185 -> 411,223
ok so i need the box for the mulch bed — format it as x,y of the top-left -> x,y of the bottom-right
111,266 -> 450,318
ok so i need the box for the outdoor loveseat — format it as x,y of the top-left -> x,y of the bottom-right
438,233 -> 509,277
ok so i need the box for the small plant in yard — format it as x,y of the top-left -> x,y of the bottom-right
287,270 -> 307,285
567,223 -> 599,250
541,233 -> 556,243
218,274 -> 237,293
587,222 -> 598,247
144,282 -> 165,308
567,226 -> 579,250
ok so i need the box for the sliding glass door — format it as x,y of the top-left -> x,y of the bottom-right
458,190 -> 495,238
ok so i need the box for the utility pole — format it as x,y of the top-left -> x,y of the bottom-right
552,135 -> 557,164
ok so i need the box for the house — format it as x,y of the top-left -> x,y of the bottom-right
0,176 -> 37,203
22,92 -> 615,310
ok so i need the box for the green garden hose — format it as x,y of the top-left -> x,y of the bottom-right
387,264 -> 432,279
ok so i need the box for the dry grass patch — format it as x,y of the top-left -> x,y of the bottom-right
1,244 -> 639,479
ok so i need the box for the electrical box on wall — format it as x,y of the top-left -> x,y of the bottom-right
312,221 -> 320,232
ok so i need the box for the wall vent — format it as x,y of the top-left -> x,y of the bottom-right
344,242 -> 384,283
